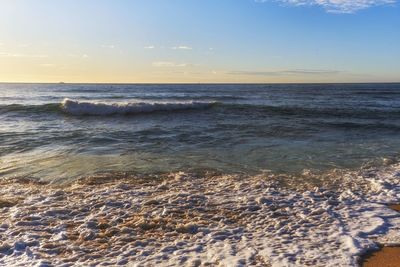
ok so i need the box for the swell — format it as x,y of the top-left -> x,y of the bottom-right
220,103 -> 400,119
0,103 -> 61,115
1,100 -> 400,119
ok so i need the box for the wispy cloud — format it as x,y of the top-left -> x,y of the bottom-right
40,63 -> 56,67
68,54 -> 90,58
256,0 -> 396,13
101,44 -> 115,49
171,46 -> 193,50
152,61 -> 193,67
227,69 -> 342,76
0,52 -> 48,58
144,45 -> 193,50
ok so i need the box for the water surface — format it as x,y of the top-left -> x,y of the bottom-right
1,83 -> 399,183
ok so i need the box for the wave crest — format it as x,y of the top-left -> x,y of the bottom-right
61,98 -> 216,116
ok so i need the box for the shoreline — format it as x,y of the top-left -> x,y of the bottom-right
362,246 -> 400,267
361,204 -> 400,267
389,204 -> 400,212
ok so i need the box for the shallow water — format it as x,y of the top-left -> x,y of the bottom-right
1,83 -> 400,183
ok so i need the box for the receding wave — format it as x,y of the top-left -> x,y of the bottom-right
60,98 -> 217,116
1,162 -> 400,266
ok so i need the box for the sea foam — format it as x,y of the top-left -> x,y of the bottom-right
0,164 -> 399,266
61,98 -> 215,116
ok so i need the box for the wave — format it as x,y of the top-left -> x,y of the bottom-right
2,99 -> 400,119
0,103 -> 60,115
60,98 -> 217,116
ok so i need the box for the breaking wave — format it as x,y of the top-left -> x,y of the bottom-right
60,98 -> 217,116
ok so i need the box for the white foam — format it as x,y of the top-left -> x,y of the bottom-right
61,98 -> 215,116
0,164 -> 399,266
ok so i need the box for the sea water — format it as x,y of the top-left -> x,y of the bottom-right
1,83 -> 400,182
0,83 -> 400,266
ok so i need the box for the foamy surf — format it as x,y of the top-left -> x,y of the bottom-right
0,164 -> 399,266
61,98 -> 216,116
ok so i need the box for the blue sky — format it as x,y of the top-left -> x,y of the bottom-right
0,0 -> 399,83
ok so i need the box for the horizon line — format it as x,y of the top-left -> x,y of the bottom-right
1,81 -> 400,85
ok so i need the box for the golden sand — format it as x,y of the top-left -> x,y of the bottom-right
389,204 -> 400,212
362,204 -> 400,267
363,247 -> 400,267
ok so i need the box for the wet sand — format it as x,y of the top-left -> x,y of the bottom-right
389,204 -> 400,212
362,204 -> 400,267
0,199 -> 17,208
363,246 -> 400,267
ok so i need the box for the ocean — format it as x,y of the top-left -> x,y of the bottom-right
1,83 -> 400,182
0,83 -> 400,266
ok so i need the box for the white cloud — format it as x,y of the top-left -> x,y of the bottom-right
0,52 -> 48,58
171,46 -> 193,50
68,54 -> 90,58
152,61 -> 192,67
40,63 -> 56,67
101,44 -> 115,49
144,45 -> 155,49
256,0 -> 396,13
227,69 -> 342,76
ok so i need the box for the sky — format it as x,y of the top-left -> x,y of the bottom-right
0,0 -> 399,83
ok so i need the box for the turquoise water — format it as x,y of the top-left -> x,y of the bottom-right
1,83 -> 400,183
